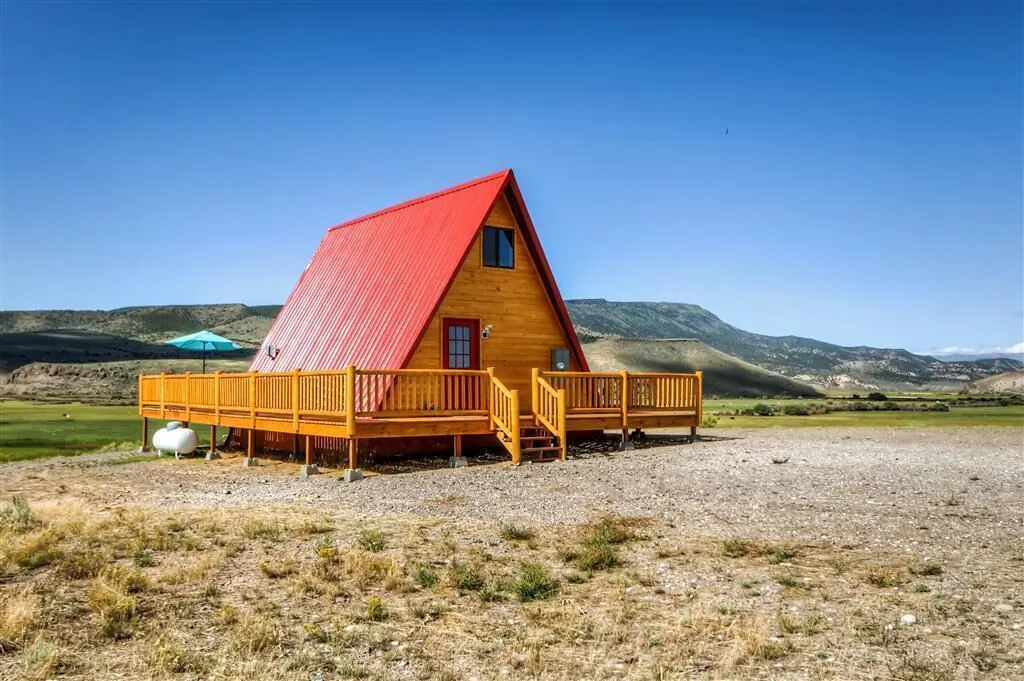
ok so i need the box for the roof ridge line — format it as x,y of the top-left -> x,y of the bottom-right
327,169 -> 510,233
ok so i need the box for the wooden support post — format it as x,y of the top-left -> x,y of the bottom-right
557,388 -> 567,461
510,389 -> 521,465
695,370 -> 704,427
210,425 -> 217,454
246,429 -> 254,458
305,435 -> 312,467
531,368 -> 539,417
249,372 -> 257,429
486,368 -> 495,432
454,434 -> 463,458
292,367 -> 300,433
141,417 -> 150,452
214,371 -> 221,422
159,372 -> 166,418
620,369 -> 630,434
345,365 -> 356,437
185,372 -> 192,422
348,438 -> 358,470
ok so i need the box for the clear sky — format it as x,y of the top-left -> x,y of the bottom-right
2,2 -> 1021,353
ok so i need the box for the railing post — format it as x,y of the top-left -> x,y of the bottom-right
510,389 -> 521,465
159,372 -> 166,419
557,388 -> 567,461
531,368 -> 539,419
345,365 -> 356,437
214,371 -> 221,422
292,368 -> 300,433
137,374 -> 143,416
185,372 -> 192,422
249,371 -> 257,429
620,370 -> 630,433
696,370 -> 704,425
486,368 -> 495,432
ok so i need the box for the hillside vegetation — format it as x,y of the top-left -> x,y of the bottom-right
1,301 -> 1019,402
567,299 -> 1022,390
582,339 -> 821,398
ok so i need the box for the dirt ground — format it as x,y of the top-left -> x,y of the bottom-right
1,427 -> 1022,680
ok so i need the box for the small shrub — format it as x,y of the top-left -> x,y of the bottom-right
357,530 -> 386,553
233,612 -> 281,653
0,497 -> 40,533
0,589 -> 39,651
866,392 -> 888,401
10,530 -> 63,570
416,567 -> 438,589
575,544 -> 619,571
150,633 -> 210,674
100,565 -> 150,594
701,415 -> 719,428
721,538 -> 752,557
513,563 -> 556,602
259,559 -> 296,579
88,584 -> 137,639
133,550 -> 155,567
409,602 -> 448,621
365,595 -> 388,621
58,550 -> 108,579
451,562 -> 484,591
479,583 -> 504,602
499,523 -> 535,542
565,572 -> 588,584
915,583 -> 932,593
583,516 -> 636,546
776,573 -> 805,588
750,403 -> 775,417
240,518 -> 281,541
315,535 -> 338,560
865,566 -> 908,588
769,547 -> 796,564
909,562 -> 943,577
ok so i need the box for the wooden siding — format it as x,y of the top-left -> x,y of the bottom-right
405,195 -> 576,408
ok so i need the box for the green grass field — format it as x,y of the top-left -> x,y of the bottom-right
704,398 -> 1024,428
1,398 -> 1021,464
0,401 -> 212,463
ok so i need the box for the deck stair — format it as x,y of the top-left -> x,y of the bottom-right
519,420 -> 562,462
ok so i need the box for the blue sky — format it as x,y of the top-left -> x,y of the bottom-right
2,2 -> 1021,353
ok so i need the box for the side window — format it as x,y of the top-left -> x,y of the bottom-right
482,226 -> 515,269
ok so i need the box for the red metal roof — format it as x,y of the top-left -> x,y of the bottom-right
250,169 -> 588,373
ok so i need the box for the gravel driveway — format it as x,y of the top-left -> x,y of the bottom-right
7,427 -> 1022,556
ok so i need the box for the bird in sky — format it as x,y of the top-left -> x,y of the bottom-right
724,128 -> 729,136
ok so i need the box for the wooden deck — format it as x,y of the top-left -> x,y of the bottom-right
138,367 -> 702,465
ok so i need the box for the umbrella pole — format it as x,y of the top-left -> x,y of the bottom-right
202,342 -> 207,374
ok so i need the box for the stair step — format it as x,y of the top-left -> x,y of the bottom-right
521,446 -> 561,454
521,435 -> 554,442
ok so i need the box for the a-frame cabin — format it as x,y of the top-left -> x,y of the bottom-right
250,169 -> 588,408
137,170 -> 703,472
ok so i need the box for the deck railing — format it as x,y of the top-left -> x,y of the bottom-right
540,370 -> 703,425
489,373 -> 520,463
138,367 -> 702,458
532,370 -> 567,460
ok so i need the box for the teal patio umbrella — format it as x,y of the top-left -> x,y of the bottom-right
164,330 -> 242,373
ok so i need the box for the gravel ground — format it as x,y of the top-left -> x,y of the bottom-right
7,426 -> 1022,555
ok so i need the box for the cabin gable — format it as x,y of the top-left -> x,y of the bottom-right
405,192 -> 578,404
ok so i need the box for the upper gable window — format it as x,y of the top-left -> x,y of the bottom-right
482,226 -> 515,269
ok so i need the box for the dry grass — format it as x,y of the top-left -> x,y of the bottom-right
0,497 -> 1018,680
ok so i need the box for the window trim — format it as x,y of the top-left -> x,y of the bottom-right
440,317 -> 480,370
481,226 -> 515,270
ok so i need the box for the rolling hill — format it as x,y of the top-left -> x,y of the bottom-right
566,299 -> 1022,390
1,300 -> 1018,401
582,339 -> 821,398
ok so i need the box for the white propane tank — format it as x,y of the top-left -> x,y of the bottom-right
153,422 -> 198,457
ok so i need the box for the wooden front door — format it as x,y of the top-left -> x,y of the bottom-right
443,318 -> 480,370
